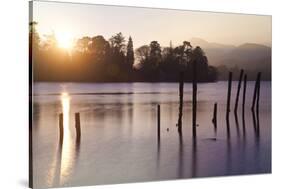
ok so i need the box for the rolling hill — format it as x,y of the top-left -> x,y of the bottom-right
189,38 -> 271,80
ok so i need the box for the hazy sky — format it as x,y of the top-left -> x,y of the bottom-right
32,1 -> 271,48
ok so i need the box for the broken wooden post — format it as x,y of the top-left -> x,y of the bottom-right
192,61 -> 197,138
226,72 -> 232,137
212,102 -> 217,135
177,72 -> 184,134
157,104 -> 161,141
59,113 -> 64,145
75,112 -> 81,140
234,69 -> 244,114
251,72 -> 261,111
242,74 -> 247,132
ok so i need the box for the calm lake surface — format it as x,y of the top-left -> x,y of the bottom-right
32,82 -> 271,188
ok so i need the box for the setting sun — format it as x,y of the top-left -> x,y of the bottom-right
56,32 -> 74,50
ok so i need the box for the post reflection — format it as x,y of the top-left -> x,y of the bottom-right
252,109 -> 260,138
256,108 -> 260,137
226,117 -> 230,139
252,109 -> 257,133
234,112 -> 241,139
177,133 -> 184,178
242,111 -> 246,137
156,140 -> 161,171
191,138 -> 197,178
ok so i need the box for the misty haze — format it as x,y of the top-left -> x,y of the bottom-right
30,1 -> 271,188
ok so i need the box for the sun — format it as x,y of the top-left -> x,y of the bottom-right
56,32 -> 74,50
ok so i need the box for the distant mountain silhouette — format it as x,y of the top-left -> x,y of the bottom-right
189,37 -> 235,50
228,43 -> 271,62
189,38 -> 271,80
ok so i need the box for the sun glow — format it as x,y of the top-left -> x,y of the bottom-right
56,31 -> 74,50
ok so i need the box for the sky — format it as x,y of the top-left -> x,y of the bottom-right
32,0 -> 272,48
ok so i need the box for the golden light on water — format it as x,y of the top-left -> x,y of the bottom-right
61,92 -> 70,136
59,92 -> 74,185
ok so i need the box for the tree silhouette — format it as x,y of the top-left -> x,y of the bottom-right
89,35 -> 110,61
149,41 -> 162,65
126,36 -> 134,68
192,46 -> 209,81
30,23 -> 218,82
109,32 -> 126,54
135,45 -> 150,65
75,36 -> 91,52
29,21 -> 40,59
29,22 -> 40,49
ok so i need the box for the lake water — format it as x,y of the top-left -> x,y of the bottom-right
32,82 -> 271,188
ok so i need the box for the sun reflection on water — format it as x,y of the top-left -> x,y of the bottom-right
59,92 -> 74,185
61,92 -> 70,137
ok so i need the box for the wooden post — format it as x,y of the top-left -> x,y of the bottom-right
251,72 -> 261,111
242,74 -> 247,132
226,72 -> 232,137
212,103 -> 217,134
256,73 -> 261,135
234,69 -> 244,114
75,112 -> 81,140
226,72 -> 232,118
192,61 -> 197,138
157,104 -> 161,141
177,72 -> 184,134
59,113 -> 64,144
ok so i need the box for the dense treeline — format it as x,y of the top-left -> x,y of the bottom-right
30,22 -> 217,82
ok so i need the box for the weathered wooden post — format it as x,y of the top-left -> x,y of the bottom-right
212,103 -> 217,134
157,104 -> 161,141
177,72 -> 184,134
75,112 -> 81,140
234,69 -> 244,114
226,72 -> 232,137
59,113 -> 64,145
226,72 -> 232,118
192,61 -> 197,138
242,74 -> 247,132
251,72 -> 261,111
